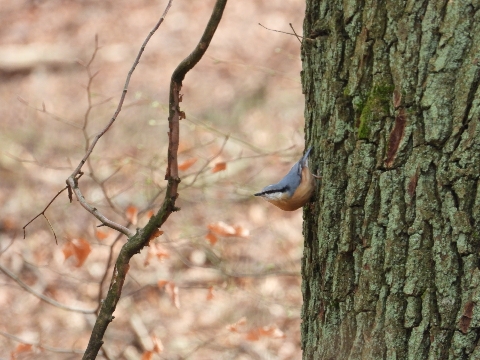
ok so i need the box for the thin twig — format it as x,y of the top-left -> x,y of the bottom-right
0,330 -> 85,354
23,186 -> 68,244
17,96 -> 81,129
184,135 -> 229,187
0,263 -> 95,314
0,232 -> 17,256
65,3 -> 175,238
289,23 -> 302,44
258,23 -> 303,39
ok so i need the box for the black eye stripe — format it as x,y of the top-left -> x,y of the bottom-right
257,186 -> 289,196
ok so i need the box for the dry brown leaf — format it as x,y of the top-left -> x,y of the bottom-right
226,317 -> 247,332
151,335 -> 164,353
246,325 -> 285,341
14,343 -> 33,354
95,229 -> 108,241
166,282 -> 180,309
145,244 -> 170,266
11,343 -> 33,360
149,228 -> 164,241
208,222 -> 249,238
208,221 -> 236,236
141,351 -> 152,360
62,242 -> 75,260
205,231 -> 218,245
126,205 -> 138,225
178,158 -> 197,171
212,161 -> 227,173
206,286 -> 215,301
245,329 -> 261,341
157,280 -> 169,288
62,238 -> 91,267
233,225 -> 250,238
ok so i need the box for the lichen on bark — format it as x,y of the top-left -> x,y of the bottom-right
301,0 -> 480,359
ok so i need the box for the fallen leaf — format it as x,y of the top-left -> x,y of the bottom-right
95,230 -> 108,241
207,222 -> 250,238
208,222 -> 236,236
151,335 -> 164,353
141,351 -> 152,360
246,325 -> 285,341
205,231 -> 218,245
157,280 -> 169,288
165,282 -> 180,309
14,343 -> 32,354
178,158 -> 197,171
226,317 -> 247,332
233,225 -> 250,238
126,205 -> 138,225
206,286 -> 215,301
145,244 -> 169,266
63,238 -> 91,267
212,162 -> 227,173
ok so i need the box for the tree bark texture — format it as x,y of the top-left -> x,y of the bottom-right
301,1 -> 480,359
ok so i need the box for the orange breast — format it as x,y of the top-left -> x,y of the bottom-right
266,167 -> 314,211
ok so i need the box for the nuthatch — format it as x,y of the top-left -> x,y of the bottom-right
254,147 -> 315,211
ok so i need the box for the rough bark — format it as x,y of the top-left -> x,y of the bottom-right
301,1 -> 480,359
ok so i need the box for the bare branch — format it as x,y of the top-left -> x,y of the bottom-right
64,1 -> 176,238
66,176 -> 135,237
0,330 -> 85,355
0,263 -> 95,314
82,0 -> 228,358
258,23 -> 303,40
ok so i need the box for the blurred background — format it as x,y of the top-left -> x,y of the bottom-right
0,0 -> 307,358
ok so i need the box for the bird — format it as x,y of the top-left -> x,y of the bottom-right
254,147 -> 316,211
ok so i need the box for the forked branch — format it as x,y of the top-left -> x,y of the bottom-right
82,0 -> 228,358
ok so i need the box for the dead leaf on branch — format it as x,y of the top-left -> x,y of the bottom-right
149,228 -> 164,241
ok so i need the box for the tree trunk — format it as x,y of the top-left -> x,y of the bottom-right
301,1 -> 480,359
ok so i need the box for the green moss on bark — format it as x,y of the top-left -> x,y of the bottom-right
358,84 -> 394,139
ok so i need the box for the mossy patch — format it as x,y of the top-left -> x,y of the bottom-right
357,84 -> 394,139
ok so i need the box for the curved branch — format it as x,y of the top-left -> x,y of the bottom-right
82,0 -> 228,358
166,0 -> 228,183
0,263 -> 95,314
